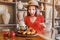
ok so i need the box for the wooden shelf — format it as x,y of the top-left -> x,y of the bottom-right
18,9 -> 45,12
54,26 -> 60,29
38,1 -> 46,4
18,9 -> 27,11
0,24 -> 16,30
55,4 -> 60,6
38,1 -> 53,6
0,1 -> 16,5
38,1 -> 51,4
0,24 -> 16,27
55,17 -> 60,20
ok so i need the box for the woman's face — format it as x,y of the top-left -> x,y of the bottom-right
28,6 -> 36,17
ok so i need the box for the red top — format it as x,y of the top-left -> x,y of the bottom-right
24,15 -> 45,34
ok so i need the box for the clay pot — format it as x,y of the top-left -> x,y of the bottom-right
17,11 -> 24,21
2,9 -> 10,24
2,13 -> 10,24
18,1 -> 23,9
0,5 -> 6,15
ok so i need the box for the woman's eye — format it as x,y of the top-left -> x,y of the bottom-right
33,9 -> 35,10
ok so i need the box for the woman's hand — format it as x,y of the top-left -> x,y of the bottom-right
40,23 -> 46,28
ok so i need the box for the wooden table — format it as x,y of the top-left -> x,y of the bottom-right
15,36 -> 45,40
0,31 -> 52,40
12,34 -> 52,40
0,36 -> 46,40
0,34 -> 52,40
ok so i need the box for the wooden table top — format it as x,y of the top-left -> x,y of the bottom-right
0,34 -> 52,40
0,36 -> 45,40
0,31 -> 52,40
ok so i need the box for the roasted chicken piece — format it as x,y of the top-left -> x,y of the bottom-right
22,27 -> 36,35
23,31 -> 27,35
18,30 -> 24,33
18,27 -> 36,35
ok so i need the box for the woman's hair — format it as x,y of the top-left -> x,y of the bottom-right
27,5 -> 38,16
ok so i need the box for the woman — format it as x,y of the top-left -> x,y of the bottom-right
24,0 -> 46,34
